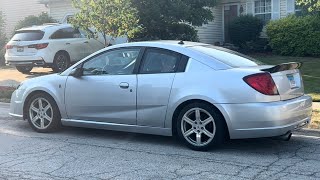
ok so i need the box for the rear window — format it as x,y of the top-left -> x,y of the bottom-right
189,45 -> 264,67
12,31 -> 44,41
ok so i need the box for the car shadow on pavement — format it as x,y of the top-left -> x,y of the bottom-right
11,121 -> 316,153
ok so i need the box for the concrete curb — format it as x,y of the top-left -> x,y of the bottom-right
296,128 -> 320,137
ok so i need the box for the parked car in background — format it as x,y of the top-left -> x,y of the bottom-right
5,24 -> 107,73
9,41 -> 312,151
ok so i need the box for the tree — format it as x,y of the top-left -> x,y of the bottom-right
296,0 -> 320,14
130,0 -> 218,41
0,11 -> 7,66
71,0 -> 139,46
15,12 -> 56,31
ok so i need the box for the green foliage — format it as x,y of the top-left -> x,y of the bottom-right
296,0 -> 320,14
0,11 -> 6,66
228,15 -> 263,48
130,0 -> 217,41
132,23 -> 199,42
71,0 -> 139,46
266,15 -> 320,56
14,12 -> 56,31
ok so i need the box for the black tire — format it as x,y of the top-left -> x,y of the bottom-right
52,52 -> 70,73
25,93 -> 61,133
176,102 -> 226,151
16,66 -> 33,74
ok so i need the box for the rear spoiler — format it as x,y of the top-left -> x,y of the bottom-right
261,62 -> 302,73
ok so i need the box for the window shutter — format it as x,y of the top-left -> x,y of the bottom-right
287,0 -> 295,15
272,0 -> 280,19
246,1 -> 254,15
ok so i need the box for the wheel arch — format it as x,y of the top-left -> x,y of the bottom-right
171,99 -> 230,139
23,90 -> 61,120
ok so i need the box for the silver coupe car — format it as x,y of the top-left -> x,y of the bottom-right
9,41 -> 312,151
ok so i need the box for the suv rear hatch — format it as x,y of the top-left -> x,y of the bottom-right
6,30 -> 45,56
261,62 -> 304,101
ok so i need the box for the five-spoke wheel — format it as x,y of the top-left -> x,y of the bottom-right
177,103 -> 225,151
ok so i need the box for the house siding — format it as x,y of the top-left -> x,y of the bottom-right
280,0 -> 287,18
196,5 -> 223,44
48,0 -> 77,22
43,0 -> 293,45
0,0 -> 47,36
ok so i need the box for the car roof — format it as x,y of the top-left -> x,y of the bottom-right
16,23 -> 72,32
124,40 -> 209,48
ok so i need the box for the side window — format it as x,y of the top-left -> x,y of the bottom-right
140,48 -> 181,74
51,27 -> 81,39
82,48 -> 140,76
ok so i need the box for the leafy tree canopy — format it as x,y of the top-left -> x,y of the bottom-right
130,0 -> 218,41
71,0 -> 139,46
15,12 -> 56,31
296,0 -> 320,14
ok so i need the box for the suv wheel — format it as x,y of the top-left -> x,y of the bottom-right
52,52 -> 70,73
16,66 -> 33,74
177,103 -> 226,151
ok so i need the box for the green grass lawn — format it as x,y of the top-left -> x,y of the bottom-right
251,54 -> 320,102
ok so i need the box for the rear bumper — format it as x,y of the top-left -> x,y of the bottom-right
5,55 -> 47,66
222,95 -> 313,139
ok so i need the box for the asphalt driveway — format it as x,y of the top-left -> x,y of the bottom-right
0,103 -> 320,180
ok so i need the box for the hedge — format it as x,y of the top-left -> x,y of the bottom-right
266,15 -> 320,56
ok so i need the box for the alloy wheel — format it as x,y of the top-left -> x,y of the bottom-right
29,97 -> 53,129
181,108 -> 216,147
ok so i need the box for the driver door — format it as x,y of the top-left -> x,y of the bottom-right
64,47 -> 142,125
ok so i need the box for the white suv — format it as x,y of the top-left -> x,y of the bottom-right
5,24 -> 107,73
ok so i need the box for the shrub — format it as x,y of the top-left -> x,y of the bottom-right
266,15 -> 320,56
14,12 -> 56,31
0,11 -> 6,66
229,15 -> 263,48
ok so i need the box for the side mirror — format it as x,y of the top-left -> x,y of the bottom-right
69,67 -> 83,78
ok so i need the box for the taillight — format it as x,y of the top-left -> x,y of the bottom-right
243,73 -> 279,95
5,44 -> 13,49
28,43 -> 48,50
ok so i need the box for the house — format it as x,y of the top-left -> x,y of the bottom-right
0,0 -> 48,36
39,0 -> 297,44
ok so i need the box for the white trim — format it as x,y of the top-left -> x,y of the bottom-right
222,3 -> 240,42
271,0 -> 281,20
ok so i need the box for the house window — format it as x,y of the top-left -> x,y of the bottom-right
254,0 -> 272,24
295,4 -> 302,16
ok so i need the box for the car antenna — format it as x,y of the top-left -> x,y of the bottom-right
178,40 -> 184,45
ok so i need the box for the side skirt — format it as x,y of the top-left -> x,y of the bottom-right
61,119 -> 173,136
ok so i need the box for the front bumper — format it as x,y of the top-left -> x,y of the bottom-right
9,90 -> 24,120
222,95 -> 313,139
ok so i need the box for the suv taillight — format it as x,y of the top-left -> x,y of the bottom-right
5,44 -> 13,49
28,43 -> 48,50
243,73 -> 279,95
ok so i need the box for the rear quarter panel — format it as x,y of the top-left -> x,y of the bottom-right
165,58 -> 281,129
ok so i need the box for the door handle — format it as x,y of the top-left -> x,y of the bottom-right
66,43 -> 70,45
119,82 -> 129,89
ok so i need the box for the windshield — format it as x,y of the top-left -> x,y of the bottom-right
12,30 -> 45,41
189,45 -> 264,67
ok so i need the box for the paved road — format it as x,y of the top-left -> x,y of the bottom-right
1,103 -> 320,180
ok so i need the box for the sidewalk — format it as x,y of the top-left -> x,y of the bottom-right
314,102 -> 320,110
